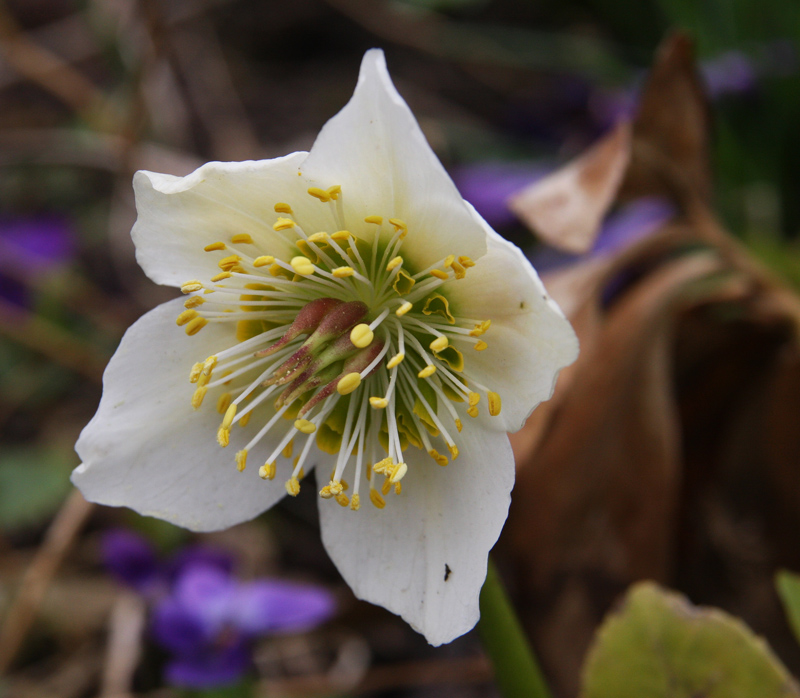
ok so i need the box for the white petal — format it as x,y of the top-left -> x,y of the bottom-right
301,49 -> 486,270
132,153 -> 331,287
72,298 -> 308,532
317,426 -> 514,646
449,206 -> 579,432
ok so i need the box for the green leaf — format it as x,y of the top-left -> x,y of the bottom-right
581,582 -> 800,698
0,447 -> 74,531
776,570 -> 800,647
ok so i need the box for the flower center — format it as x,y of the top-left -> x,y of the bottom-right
178,186 -> 501,511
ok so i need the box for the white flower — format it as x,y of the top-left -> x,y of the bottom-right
72,49 -> 578,646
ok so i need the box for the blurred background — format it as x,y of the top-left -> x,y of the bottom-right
1,0 -> 800,696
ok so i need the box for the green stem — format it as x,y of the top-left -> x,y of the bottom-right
478,558 -> 553,698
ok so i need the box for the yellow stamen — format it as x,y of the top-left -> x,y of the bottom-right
373,457 -> 393,474
259,462 -> 276,480
218,255 -> 242,271
337,372 -> 362,395
430,336 -> 449,352
333,266 -> 355,278
389,218 -> 408,237
387,256 -> 403,271
370,397 -> 388,409
387,353 -> 404,369
455,418 -> 463,432
274,203 -> 293,214
429,449 -> 448,466
394,482 -> 402,495
364,215 -> 383,225
468,392 -> 480,407
285,477 -> 301,496
185,317 -> 208,335
216,392 -> 232,414
336,493 -> 349,507
350,493 -> 361,511
221,404 -> 237,430
203,356 -> 217,376
290,256 -> 314,276
475,340 -> 488,351
184,296 -> 205,309
253,255 -> 274,267
488,391 -> 502,416
191,386 -> 207,409
211,272 -> 231,282
447,443 -> 459,460
430,269 -> 449,280
294,419 -> 316,434
329,480 -> 344,495
331,230 -> 351,241
308,232 -> 329,243
418,365 -> 436,378
204,241 -> 226,252
181,280 -> 203,294
369,489 -> 386,509
176,309 -> 198,326
327,185 -> 342,200
350,324 -> 373,348
319,485 -> 334,499
467,406 -> 479,418
273,217 -> 295,231
217,427 -> 230,448
190,362 -> 204,383
308,187 -> 331,202
231,233 -> 253,245
443,254 -> 455,268
282,440 -> 294,459
235,449 -> 248,472
389,462 -> 408,483
458,255 -> 475,268
381,479 -> 391,495
469,320 -> 491,337
239,411 -> 252,427
395,301 -> 412,317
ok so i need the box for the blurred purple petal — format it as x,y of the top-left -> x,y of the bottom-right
452,161 -> 548,227
0,214 -> 75,275
232,581 -> 336,635
592,197 -> 675,255
166,545 -> 235,583
172,563 -> 237,632
702,50 -> 758,98
101,529 -> 160,592
164,636 -> 251,689
152,597 -> 208,654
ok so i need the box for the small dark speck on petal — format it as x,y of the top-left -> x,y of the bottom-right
444,564 -> 452,581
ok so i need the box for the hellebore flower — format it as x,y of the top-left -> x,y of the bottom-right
73,50 -> 578,645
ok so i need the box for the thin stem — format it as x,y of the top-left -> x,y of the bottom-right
478,558 -> 552,698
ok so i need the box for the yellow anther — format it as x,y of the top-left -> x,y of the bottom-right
475,340 -> 488,351
190,362 -> 204,383
364,215 -> 383,225
468,392 -> 480,407
269,263 -> 285,277
274,203 -> 293,214
204,241 -> 226,252
176,309 -> 198,326
381,479 -> 392,495
319,485 -> 334,499
373,457 -> 393,474
370,397 -> 388,409
231,234 -> 253,245
449,261 -> 465,279
488,391 -> 502,416
327,185 -> 342,200
394,482 -> 402,495
282,440 -> 294,459
387,256 -> 403,271
395,301 -> 412,317
336,493 -> 349,507
221,404 -> 237,430
203,356 -> 217,376
387,353 -> 405,369
290,256 -> 315,276
430,269 -> 449,280
337,372 -> 362,395
294,419 -> 316,434
469,320 -> 492,337
455,418 -> 463,432
350,324 -> 374,348
388,218 -> 408,237
429,449 -> 448,466
458,256 -> 476,268
273,217 -> 295,231
389,462 -> 408,483
181,280 -> 203,294
217,427 -> 230,448
307,187 -> 331,202
350,493 -> 361,511
298,467 -> 305,480
191,386 -> 207,409
329,480 -> 344,496
418,365 -> 437,378
211,272 -> 232,282
239,411 -> 252,427
308,231 -> 329,243
204,289 -> 215,294
185,317 -> 208,335
430,336 -> 449,352
369,489 -> 386,509
235,449 -> 248,472
331,230 -> 351,241
443,254 -> 455,268
447,443 -> 459,460
285,477 -> 301,496
333,266 -> 355,278
366,463 -> 373,480
259,462 -> 276,480
253,255 -> 274,267
216,392 -> 232,414
184,296 -> 205,309
467,406 -> 479,418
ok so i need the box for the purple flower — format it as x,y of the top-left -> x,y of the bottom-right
702,50 -> 758,99
152,563 -> 335,688
102,529 -> 161,593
